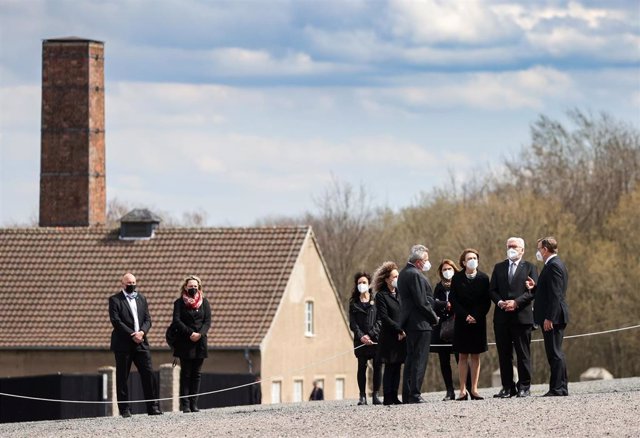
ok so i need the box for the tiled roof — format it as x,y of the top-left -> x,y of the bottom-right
0,226 -> 310,349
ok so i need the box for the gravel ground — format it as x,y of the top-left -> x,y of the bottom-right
1,378 -> 639,437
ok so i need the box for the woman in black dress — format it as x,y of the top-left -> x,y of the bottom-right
449,249 -> 491,401
349,271 -> 382,405
373,261 -> 405,405
172,275 -> 212,413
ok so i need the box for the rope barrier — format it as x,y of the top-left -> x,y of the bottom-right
0,323 -> 637,405
430,323 -> 640,347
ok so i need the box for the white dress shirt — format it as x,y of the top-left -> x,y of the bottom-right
123,290 -> 140,333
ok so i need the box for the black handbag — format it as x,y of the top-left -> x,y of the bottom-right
165,322 -> 179,348
440,316 -> 455,343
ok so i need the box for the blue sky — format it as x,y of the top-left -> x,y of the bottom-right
1,0 -> 639,226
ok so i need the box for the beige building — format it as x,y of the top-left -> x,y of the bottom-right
0,37 -> 357,404
0,223 -> 358,404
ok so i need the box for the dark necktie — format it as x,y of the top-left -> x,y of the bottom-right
508,262 -> 516,283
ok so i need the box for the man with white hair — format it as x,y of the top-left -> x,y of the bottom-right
398,244 -> 439,404
489,237 -> 538,398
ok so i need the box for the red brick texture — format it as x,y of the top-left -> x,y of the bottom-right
40,39 -> 106,227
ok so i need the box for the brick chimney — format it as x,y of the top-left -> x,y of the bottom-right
39,37 -> 106,227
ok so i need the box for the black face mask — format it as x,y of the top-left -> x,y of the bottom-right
125,284 -> 136,294
187,288 -> 198,297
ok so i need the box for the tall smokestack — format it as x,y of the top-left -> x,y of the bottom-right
39,37 -> 106,227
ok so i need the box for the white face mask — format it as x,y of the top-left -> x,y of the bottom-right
391,278 -> 398,289
536,250 -> 544,262
507,248 -> 519,261
466,259 -> 478,270
421,260 -> 431,272
442,269 -> 454,280
357,283 -> 369,293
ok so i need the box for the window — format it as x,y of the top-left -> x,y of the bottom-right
305,300 -> 314,336
335,378 -> 345,400
271,381 -> 281,404
293,379 -> 303,403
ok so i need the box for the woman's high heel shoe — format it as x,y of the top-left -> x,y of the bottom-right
470,392 -> 484,400
455,392 -> 469,401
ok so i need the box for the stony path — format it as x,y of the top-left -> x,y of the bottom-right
1,378 -> 639,437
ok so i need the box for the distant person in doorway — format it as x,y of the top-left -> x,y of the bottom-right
309,380 -> 324,401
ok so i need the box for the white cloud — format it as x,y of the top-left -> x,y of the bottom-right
358,66 -> 575,111
388,0 -> 519,45
205,47 -> 351,76
497,1 -> 626,31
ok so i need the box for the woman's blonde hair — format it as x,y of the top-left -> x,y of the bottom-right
180,275 -> 202,295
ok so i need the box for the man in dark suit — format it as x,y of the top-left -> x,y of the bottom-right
489,237 -> 538,398
526,237 -> 570,396
398,244 -> 439,404
109,273 -> 162,417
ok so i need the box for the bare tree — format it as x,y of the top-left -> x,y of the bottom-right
306,178 -> 374,307
106,197 -> 132,228
181,211 -> 209,227
505,110 -> 640,232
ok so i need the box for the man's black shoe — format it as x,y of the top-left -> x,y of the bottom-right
406,396 -> 427,404
120,410 -> 132,418
516,388 -> 531,398
148,407 -> 163,415
493,387 -> 515,398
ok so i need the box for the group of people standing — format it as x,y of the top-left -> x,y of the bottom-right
348,236 -> 570,405
108,273 -> 212,417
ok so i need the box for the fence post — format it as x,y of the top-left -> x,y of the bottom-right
159,363 -> 180,412
98,366 -> 117,417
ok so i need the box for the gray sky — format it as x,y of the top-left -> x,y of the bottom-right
1,0 -> 639,226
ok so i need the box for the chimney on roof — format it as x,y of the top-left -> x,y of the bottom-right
39,37 -> 106,227
119,209 -> 161,240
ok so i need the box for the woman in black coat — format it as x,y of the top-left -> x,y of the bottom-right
348,271 -> 382,405
449,249 -> 491,401
431,258 -> 470,400
172,275 -> 211,413
373,261 -> 405,405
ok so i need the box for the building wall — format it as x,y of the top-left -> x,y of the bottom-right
0,349 -> 257,377
259,234 -> 357,403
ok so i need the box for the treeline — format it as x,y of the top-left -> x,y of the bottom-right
259,110 -> 640,388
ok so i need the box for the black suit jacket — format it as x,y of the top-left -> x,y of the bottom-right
172,297 -> 211,359
489,259 -> 538,324
109,291 -> 152,352
398,263 -> 438,331
533,256 -> 569,325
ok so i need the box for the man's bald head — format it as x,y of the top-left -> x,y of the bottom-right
121,273 -> 136,288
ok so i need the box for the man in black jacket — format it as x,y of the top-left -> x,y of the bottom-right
527,237 -> 570,397
398,244 -> 439,404
109,273 -> 162,417
489,237 -> 538,398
